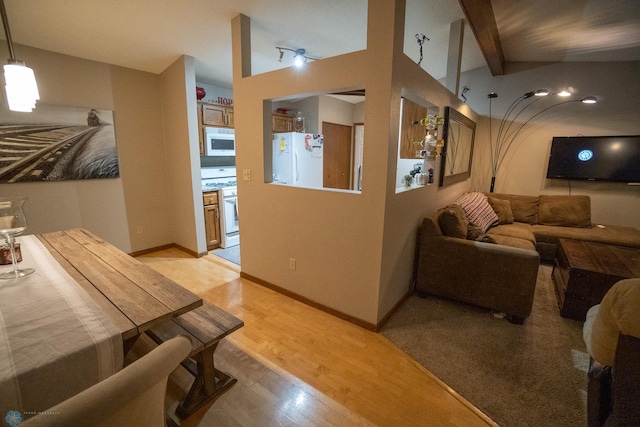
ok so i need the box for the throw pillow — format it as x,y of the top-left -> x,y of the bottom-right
488,193 -> 539,224
438,205 -> 468,239
488,197 -> 514,224
455,192 -> 499,232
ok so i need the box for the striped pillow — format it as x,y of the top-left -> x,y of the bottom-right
455,192 -> 499,232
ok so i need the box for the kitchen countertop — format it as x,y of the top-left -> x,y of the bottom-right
202,187 -> 221,193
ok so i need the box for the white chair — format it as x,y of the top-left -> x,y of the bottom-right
24,336 -> 191,427
583,278 -> 640,426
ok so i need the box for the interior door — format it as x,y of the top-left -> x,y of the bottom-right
322,122 -> 352,190
352,123 -> 364,191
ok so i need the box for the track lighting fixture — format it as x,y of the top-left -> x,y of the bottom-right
276,46 -> 319,68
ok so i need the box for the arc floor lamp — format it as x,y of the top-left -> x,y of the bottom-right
487,90 -> 597,193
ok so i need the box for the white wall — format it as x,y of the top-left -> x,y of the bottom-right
0,45 -> 137,251
0,44 -> 202,253
112,66 -> 173,252
318,95 -> 358,133
196,82 -> 233,105
160,56 -> 206,255
232,0 -> 477,326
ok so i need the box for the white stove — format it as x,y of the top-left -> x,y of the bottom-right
201,167 -> 239,248
202,180 -> 237,191
201,167 -> 237,191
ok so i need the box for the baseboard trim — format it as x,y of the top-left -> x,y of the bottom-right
376,287 -> 413,330
130,245 -> 408,332
240,272 -> 378,332
129,243 -> 205,258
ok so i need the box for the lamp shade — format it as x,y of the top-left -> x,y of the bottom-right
4,63 -> 40,112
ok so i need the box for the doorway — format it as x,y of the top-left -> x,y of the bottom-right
353,123 -> 364,191
322,122 -> 352,190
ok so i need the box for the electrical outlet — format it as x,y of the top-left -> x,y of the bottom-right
289,258 -> 296,270
242,169 -> 251,181
136,225 -> 143,234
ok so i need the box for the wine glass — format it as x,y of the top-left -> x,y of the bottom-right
0,197 -> 35,279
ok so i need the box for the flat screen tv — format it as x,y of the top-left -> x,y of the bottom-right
546,135 -> 640,183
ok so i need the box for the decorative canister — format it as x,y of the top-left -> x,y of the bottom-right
0,243 -> 22,264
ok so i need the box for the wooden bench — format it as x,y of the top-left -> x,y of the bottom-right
146,301 -> 244,419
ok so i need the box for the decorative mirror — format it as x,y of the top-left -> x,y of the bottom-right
439,106 -> 475,187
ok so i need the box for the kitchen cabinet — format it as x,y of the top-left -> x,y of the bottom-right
272,113 -> 293,132
202,103 -> 234,128
203,191 -> 221,250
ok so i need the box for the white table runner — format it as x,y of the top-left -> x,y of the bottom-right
0,235 -> 123,421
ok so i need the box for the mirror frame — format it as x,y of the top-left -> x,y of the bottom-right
439,106 -> 476,187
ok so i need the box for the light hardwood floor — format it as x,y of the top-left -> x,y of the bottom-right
135,248 -> 498,426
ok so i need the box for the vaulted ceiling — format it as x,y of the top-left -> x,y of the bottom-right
2,0 -> 639,88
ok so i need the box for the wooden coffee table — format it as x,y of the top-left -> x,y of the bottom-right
552,238 -> 640,321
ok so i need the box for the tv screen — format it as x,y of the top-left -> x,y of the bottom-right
546,135 -> 640,183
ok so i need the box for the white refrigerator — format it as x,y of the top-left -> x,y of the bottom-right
272,133 -> 324,187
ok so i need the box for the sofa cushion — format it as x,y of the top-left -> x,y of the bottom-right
487,193 -> 539,224
490,235 -> 536,251
488,197 -> 514,224
538,195 -> 591,228
487,223 -> 536,245
532,224 -> 640,249
588,278 -> 640,366
455,192 -> 499,232
438,204 -> 468,239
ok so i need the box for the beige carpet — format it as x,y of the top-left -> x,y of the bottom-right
380,264 -> 589,427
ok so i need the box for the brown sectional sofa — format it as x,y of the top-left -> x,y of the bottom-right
415,193 -> 640,324
487,193 -> 640,262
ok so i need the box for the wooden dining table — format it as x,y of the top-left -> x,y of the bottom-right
0,228 -> 202,419
37,228 -> 203,349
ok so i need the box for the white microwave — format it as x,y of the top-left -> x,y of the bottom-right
204,127 -> 235,156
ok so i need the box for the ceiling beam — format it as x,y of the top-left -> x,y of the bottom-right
458,0 -> 505,76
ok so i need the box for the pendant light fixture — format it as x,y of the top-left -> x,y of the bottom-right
1,0 -> 39,112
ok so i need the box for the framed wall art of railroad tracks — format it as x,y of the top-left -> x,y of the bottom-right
0,104 -> 119,183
